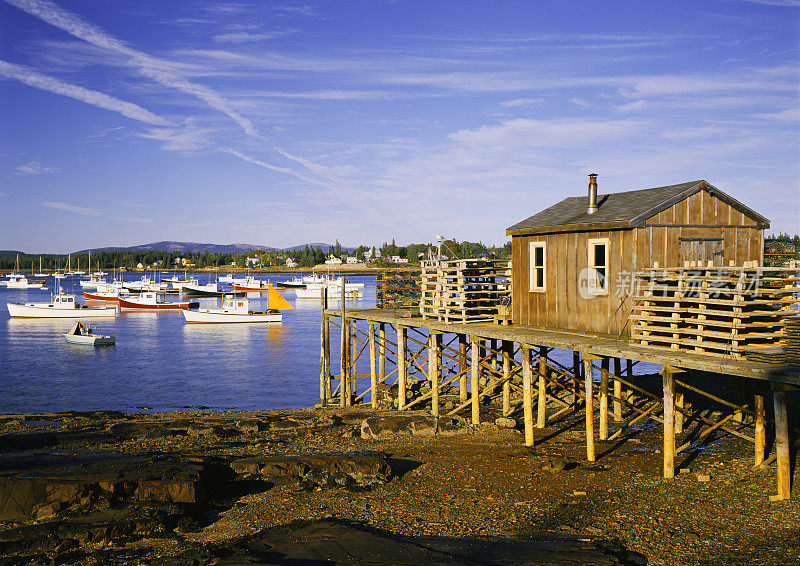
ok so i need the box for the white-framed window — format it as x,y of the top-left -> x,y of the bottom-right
529,241 -> 546,292
587,237 -> 609,296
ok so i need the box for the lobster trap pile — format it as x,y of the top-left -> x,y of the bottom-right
419,259 -> 511,323
376,269 -> 421,309
629,267 -> 799,359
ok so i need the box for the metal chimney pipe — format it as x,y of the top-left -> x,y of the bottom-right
587,173 -> 598,215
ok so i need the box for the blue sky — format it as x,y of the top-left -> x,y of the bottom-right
0,0 -> 798,253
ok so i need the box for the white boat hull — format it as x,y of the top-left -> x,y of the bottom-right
7,302 -> 117,318
295,286 -> 363,299
65,334 -> 116,345
182,309 -> 281,323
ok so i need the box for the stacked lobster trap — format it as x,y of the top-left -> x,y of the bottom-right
629,266 -> 799,362
419,259 -> 511,323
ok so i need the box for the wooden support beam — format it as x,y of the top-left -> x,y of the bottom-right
754,393 -> 765,467
339,291 -> 348,407
599,357 -> 609,441
583,357 -> 595,462
369,322 -> 377,409
397,325 -> 407,410
350,320 -> 358,397
320,287 -> 330,404
522,345 -> 534,446
613,357 -> 623,422
675,391 -> 684,435
429,332 -> 440,417
471,336 -> 482,425
378,323 -> 386,383
502,341 -> 511,416
537,347 -> 547,428
459,335 -> 468,403
663,366 -> 675,479
773,383 -> 791,500
572,351 -> 581,408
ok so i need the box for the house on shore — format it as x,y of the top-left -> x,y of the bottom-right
506,175 -> 770,337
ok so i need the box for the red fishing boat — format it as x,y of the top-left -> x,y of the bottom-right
118,292 -> 199,311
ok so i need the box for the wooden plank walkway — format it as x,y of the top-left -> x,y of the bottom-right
326,308 -> 800,385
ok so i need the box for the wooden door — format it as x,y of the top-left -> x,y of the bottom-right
679,238 -> 724,267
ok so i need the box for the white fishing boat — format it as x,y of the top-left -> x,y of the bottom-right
79,273 -> 107,288
181,279 -> 223,296
7,292 -> 117,318
125,275 -> 169,293
295,277 -> 364,299
64,322 -> 115,346
2,256 -> 46,289
183,285 -> 292,323
219,274 -> 236,283
276,276 -> 306,289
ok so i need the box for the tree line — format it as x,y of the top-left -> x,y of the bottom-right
0,239 -> 514,270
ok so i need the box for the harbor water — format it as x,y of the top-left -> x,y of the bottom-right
0,274 -> 375,414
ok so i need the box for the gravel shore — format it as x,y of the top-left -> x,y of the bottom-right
0,406 -> 796,565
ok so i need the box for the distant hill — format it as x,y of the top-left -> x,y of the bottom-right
74,241 -> 354,255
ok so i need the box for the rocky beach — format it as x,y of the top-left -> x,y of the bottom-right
0,405 -> 796,565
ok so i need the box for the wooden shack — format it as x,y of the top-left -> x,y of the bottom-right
506,177 -> 770,336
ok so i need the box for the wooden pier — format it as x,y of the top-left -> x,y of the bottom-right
319,292 -> 798,501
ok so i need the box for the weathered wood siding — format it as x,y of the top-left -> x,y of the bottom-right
512,229 -> 634,337
511,188 -> 765,335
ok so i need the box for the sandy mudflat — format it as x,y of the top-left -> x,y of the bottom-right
0,406 -> 796,565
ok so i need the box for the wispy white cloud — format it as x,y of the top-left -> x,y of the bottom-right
213,29 -> 296,43
0,60 -> 169,125
42,201 -> 102,216
16,160 -> 59,175
753,107 -> 800,121
222,149 -> 323,185
569,97 -> 591,107
4,0 -> 258,135
138,119 -> 212,152
41,200 -> 153,223
500,97 -> 543,108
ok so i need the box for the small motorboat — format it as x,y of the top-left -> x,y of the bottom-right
231,276 -> 285,292
183,285 -> 292,323
181,279 -> 224,297
64,322 -> 115,346
118,291 -> 199,311
7,292 -> 117,318
275,276 -> 306,289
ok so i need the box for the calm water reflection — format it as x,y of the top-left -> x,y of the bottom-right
0,274 -> 375,414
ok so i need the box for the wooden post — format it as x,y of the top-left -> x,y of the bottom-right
369,322 -> 377,409
773,383 -> 791,500
397,325 -> 407,410
572,351 -> 581,408
599,357 -> 609,441
754,393 -> 765,467
339,286 -> 348,407
471,336 -> 481,425
459,334 -> 468,403
613,357 -> 623,422
537,347 -> 547,428
319,287 -> 329,405
378,323 -> 386,382
522,346 -> 534,446
675,390 -> 684,435
354,319 -> 358,398
502,341 -> 511,416
583,357 -> 595,461
663,366 -> 675,479
429,332 -> 440,417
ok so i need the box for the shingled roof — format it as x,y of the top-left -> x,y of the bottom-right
506,180 -> 770,236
